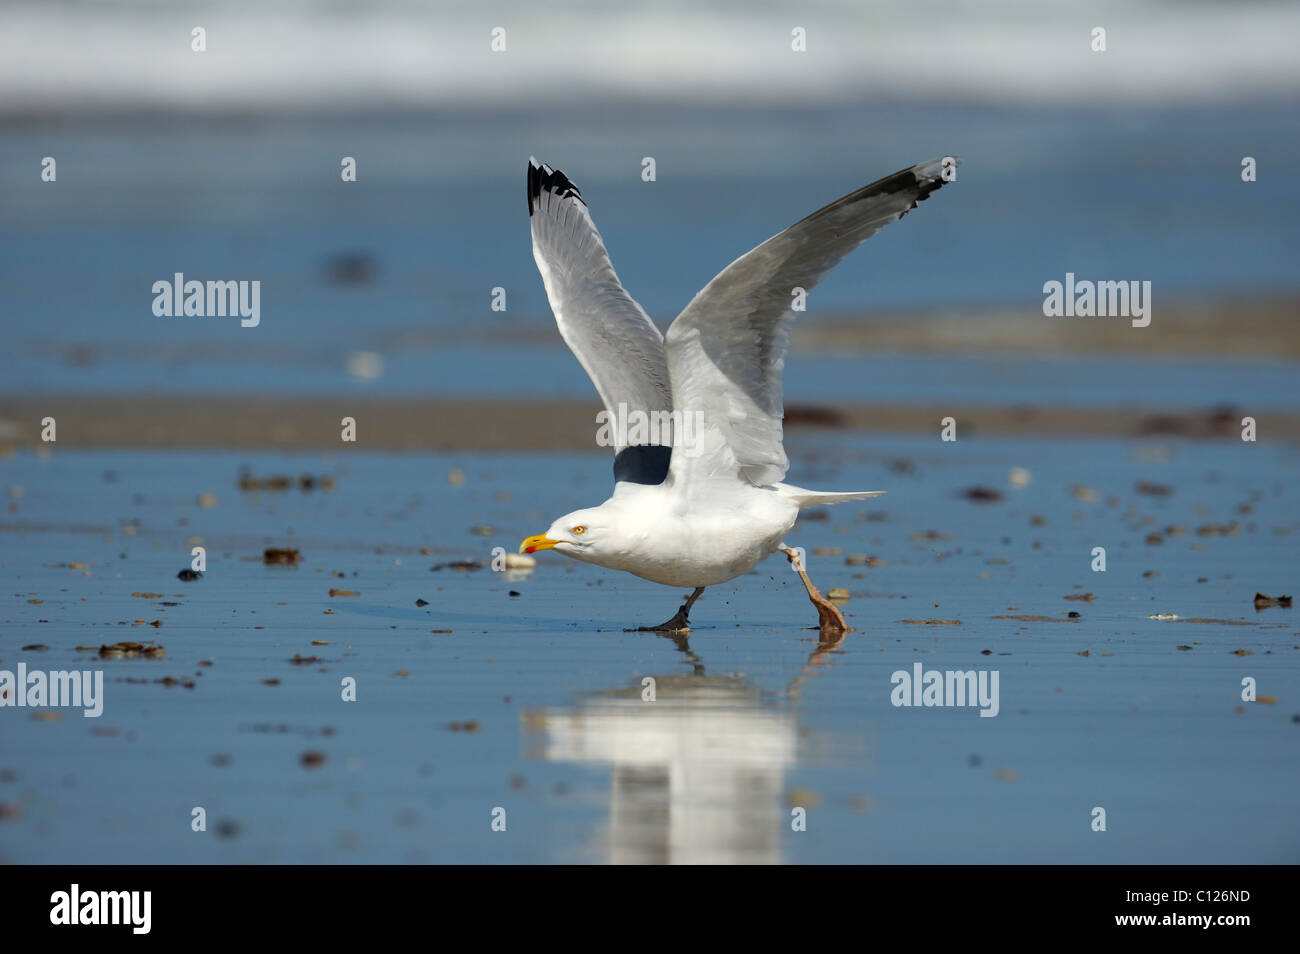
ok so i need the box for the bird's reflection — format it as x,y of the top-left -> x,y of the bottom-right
524,631 -> 844,864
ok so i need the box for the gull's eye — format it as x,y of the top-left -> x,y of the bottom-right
572,526 -> 586,535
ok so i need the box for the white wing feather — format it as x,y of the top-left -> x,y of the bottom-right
528,158 -> 673,456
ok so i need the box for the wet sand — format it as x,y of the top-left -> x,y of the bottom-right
1,434 -> 1296,863
795,295 -> 1300,359
2,394 -> 1296,452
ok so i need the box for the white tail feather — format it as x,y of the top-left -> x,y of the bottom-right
776,484 -> 885,509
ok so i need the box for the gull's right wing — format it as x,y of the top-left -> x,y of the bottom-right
528,158 -> 675,483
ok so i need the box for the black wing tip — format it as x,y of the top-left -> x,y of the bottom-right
527,157 -> 585,217
848,156 -> 957,222
915,156 -> 958,200
791,156 -> 958,231
870,157 -> 955,200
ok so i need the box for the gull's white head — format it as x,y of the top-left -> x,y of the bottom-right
519,507 -> 616,565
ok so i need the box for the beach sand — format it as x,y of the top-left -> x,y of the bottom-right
2,394 -> 1294,452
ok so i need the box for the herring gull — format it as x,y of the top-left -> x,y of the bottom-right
519,156 -> 956,635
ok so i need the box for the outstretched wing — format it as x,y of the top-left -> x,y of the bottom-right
664,157 -> 956,487
528,158 -> 674,482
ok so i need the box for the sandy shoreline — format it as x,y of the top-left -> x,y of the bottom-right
1,395 -> 1293,451
795,295 -> 1300,358
350,295 -> 1299,358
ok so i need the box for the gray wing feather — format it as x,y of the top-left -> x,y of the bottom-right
665,156 -> 956,485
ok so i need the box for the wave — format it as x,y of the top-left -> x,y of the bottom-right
2,0 -> 1298,115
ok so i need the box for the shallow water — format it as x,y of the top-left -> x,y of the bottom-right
1,434 -> 1297,863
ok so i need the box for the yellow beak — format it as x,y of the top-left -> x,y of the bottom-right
519,534 -> 563,554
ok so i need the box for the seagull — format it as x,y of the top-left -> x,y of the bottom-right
519,156 -> 955,635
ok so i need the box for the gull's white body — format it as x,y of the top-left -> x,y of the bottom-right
559,482 -> 797,588
520,156 -> 954,617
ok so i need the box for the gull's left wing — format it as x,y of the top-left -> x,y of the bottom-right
664,157 -> 956,487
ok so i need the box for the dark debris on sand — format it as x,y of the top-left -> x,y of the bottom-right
958,486 -> 1003,503
239,471 -> 335,493
1254,592 -> 1293,611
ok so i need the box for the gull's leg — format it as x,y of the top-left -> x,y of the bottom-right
629,586 -> 705,634
779,543 -> 850,636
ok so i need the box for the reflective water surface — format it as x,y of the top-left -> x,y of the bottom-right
1,438 -> 1297,863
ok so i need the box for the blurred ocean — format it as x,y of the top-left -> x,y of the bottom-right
1,0 -> 1297,405
5,0 -> 1299,112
